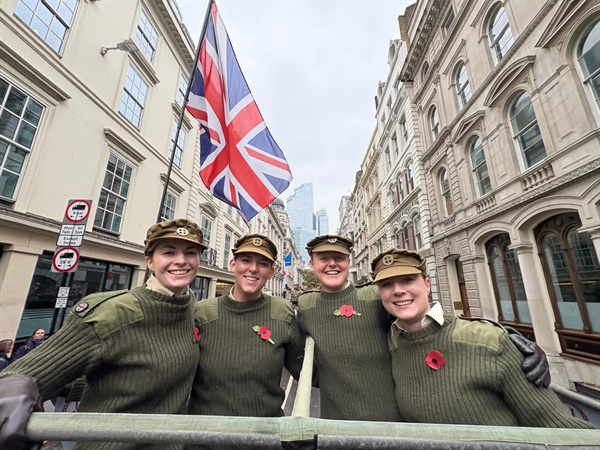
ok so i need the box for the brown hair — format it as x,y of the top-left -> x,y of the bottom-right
0,339 -> 13,357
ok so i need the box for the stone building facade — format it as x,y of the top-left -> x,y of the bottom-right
400,0 -> 600,395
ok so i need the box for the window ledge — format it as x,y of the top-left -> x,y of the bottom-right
129,51 -> 159,86
104,128 -> 146,163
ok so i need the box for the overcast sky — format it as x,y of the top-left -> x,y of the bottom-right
175,0 -> 413,232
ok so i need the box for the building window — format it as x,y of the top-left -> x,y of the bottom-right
168,120 -> 185,167
455,63 -> 472,108
0,78 -> 43,200
439,168 -> 453,216
577,19 -> 600,108
430,106 -> 440,139
223,230 -> 232,269
535,213 -> 600,362
119,66 -> 148,128
469,136 -> 491,196
422,62 -> 430,80
400,116 -> 408,143
509,91 -> 546,169
94,154 -> 132,234
201,216 -> 212,247
413,215 -> 422,249
391,134 -> 399,158
19,252 -> 132,339
15,0 -> 78,53
384,148 -> 391,170
486,234 -> 533,337
176,73 -> 187,107
489,5 -> 514,62
443,8 -> 455,36
160,192 -> 176,221
402,226 -> 411,250
397,174 -> 404,203
407,162 -> 414,192
135,9 -> 158,62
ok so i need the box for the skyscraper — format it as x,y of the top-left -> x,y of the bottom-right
315,209 -> 329,235
287,183 -> 316,262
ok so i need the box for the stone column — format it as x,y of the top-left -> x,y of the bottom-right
0,246 -> 43,340
464,254 -> 494,319
511,243 -> 561,354
583,227 -> 600,262
209,277 -> 218,298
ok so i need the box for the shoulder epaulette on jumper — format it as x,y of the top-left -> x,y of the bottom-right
297,291 -> 320,310
195,297 -> 220,324
452,316 -> 503,351
269,295 -> 294,323
356,284 -> 380,301
71,289 -> 143,339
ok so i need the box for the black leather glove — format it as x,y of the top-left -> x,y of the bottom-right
0,375 -> 44,450
507,332 -> 551,388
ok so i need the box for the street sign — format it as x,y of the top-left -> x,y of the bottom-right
57,235 -> 83,247
60,224 -> 86,236
58,287 -> 70,297
64,199 -> 91,223
51,247 -> 80,273
55,297 -> 68,308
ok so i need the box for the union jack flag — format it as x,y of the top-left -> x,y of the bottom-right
186,1 -> 292,223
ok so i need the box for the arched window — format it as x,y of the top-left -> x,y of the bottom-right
407,161 -> 414,192
455,63 -> 472,107
489,5 -> 514,61
577,19 -> 600,107
469,136 -> 491,196
413,215 -> 422,249
486,234 -> 533,339
535,213 -> 600,362
430,106 -> 440,139
439,168 -> 453,216
509,91 -> 547,169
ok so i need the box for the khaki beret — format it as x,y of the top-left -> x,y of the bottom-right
232,234 -> 277,262
144,219 -> 206,256
306,234 -> 353,255
371,248 -> 426,282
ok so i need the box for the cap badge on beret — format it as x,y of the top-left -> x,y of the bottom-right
328,238 -> 337,243
253,237 -> 263,246
382,254 -> 395,266
176,228 -> 189,236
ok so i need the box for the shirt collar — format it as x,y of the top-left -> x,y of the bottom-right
391,301 -> 445,336
146,274 -> 189,298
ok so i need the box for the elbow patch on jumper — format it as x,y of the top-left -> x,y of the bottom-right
72,290 -> 143,339
452,318 -> 503,352
195,297 -> 220,324
269,296 -> 294,323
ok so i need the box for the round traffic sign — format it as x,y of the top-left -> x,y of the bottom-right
65,200 -> 91,223
52,247 -> 80,273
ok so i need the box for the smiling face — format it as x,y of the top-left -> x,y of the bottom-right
310,251 -> 350,293
378,274 -> 431,332
230,253 -> 275,301
145,238 -> 201,296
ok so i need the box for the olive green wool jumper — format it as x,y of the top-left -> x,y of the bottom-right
297,284 -> 401,421
187,293 -> 305,450
2,286 -> 200,450
390,314 -> 595,428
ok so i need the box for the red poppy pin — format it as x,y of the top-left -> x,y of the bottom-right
194,326 -> 200,342
334,304 -> 361,318
252,325 -> 274,344
426,349 -> 446,370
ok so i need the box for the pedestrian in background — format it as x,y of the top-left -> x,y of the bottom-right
371,248 -> 594,428
11,328 -> 45,362
0,339 -> 13,371
0,218 -> 205,450
297,234 -> 551,422
188,234 -> 305,450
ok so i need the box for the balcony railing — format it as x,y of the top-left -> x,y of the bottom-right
200,247 -> 217,267
520,163 -> 555,191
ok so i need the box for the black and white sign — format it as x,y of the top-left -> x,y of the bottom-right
60,224 -> 86,236
58,287 -> 70,297
57,235 -> 83,247
51,247 -> 80,273
55,297 -> 68,308
64,200 -> 91,223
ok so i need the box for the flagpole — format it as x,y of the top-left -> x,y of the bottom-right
156,0 -> 215,224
